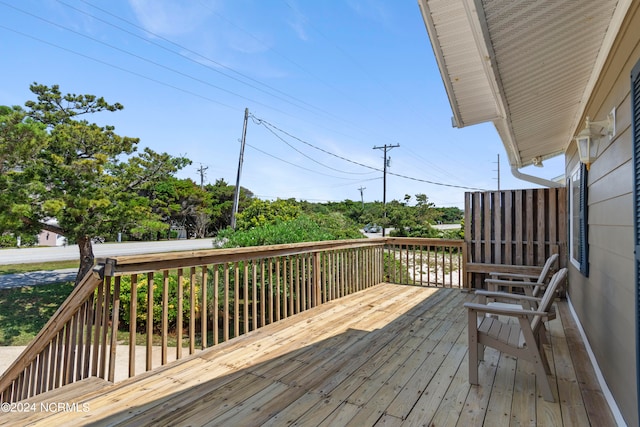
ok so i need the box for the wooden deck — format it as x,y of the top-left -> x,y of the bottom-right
0,283 -> 615,426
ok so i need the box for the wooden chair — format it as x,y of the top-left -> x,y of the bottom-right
464,268 -> 567,402
484,253 -> 559,301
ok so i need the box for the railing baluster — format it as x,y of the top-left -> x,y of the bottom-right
145,272 -> 153,371
268,259 -> 274,325
162,271 -> 169,364
299,256 -> 305,311
68,309 -> 79,385
129,274 -> 137,378
38,345 -> 48,394
213,266 -> 219,346
201,266 -> 208,349
275,259 -> 281,322
108,277 -> 121,382
289,257 -> 295,316
281,258 -> 288,319
223,263 -> 230,342
234,262 -> 240,338
189,267 -> 196,354
28,359 -> 36,399
177,268 -> 184,359
100,277 -> 112,379
91,281 -> 103,377
260,260 -> 266,328
252,260 -> 258,331
75,302 -> 85,382
293,256 -> 300,313
243,262 -> 249,334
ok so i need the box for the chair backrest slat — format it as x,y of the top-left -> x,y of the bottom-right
531,268 -> 567,332
536,253 -> 559,284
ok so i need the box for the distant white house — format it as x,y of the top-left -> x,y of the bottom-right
37,219 -> 65,247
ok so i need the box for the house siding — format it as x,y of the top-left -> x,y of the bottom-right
566,5 -> 640,425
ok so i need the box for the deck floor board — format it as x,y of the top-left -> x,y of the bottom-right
0,284 -> 616,426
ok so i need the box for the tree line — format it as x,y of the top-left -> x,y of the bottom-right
1,84 -> 462,284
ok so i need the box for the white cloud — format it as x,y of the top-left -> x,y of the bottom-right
128,0 -> 219,36
347,0 -> 391,27
283,1 -> 309,41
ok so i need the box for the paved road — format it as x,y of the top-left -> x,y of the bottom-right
0,239 -> 216,265
0,239 -> 218,289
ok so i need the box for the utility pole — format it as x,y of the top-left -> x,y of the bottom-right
197,164 -> 208,190
231,108 -> 249,230
372,144 -> 400,237
358,186 -> 366,210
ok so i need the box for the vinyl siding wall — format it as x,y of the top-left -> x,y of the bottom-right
565,5 -> 640,425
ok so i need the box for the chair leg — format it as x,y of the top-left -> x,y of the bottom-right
520,318 -> 555,402
538,323 -> 549,347
536,325 -> 551,374
468,311 -> 479,385
534,358 -> 555,402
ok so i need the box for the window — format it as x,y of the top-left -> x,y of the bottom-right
569,163 -> 589,276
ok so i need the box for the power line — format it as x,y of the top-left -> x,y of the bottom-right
251,114 -> 487,191
4,1 -> 398,150
195,0 -> 401,145
251,115 -> 374,175
0,23 -> 237,111
3,3 -> 488,194
1,1 -> 295,116
66,0 -> 339,120
251,115 -> 379,171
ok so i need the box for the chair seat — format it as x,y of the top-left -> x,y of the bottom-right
478,316 -> 524,348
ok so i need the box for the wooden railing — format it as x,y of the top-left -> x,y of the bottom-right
384,238 -> 464,287
0,237 -> 464,403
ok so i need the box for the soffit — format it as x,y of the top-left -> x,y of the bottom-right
419,0 -> 621,168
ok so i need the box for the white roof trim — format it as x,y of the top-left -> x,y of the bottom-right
419,0 -> 625,169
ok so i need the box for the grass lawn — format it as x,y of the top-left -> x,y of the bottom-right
0,282 -> 75,346
0,261 -> 79,275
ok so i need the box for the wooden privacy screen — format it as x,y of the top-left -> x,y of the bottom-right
464,188 -> 567,288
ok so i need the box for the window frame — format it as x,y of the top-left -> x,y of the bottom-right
569,162 -> 589,275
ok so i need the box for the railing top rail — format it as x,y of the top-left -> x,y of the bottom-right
100,238 -> 387,277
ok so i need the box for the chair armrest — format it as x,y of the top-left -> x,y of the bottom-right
485,278 -> 543,287
464,302 -> 546,318
488,272 -> 539,281
475,290 -> 542,303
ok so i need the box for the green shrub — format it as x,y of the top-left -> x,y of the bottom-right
0,233 -> 37,248
235,199 -> 302,230
220,215 -> 335,247
114,273 -> 199,333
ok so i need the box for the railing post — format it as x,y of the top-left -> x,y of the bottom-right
463,241 -> 469,288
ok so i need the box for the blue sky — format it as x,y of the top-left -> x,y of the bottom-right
1,0 -> 563,209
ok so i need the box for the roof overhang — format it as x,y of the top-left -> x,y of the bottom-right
418,0 -> 631,169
